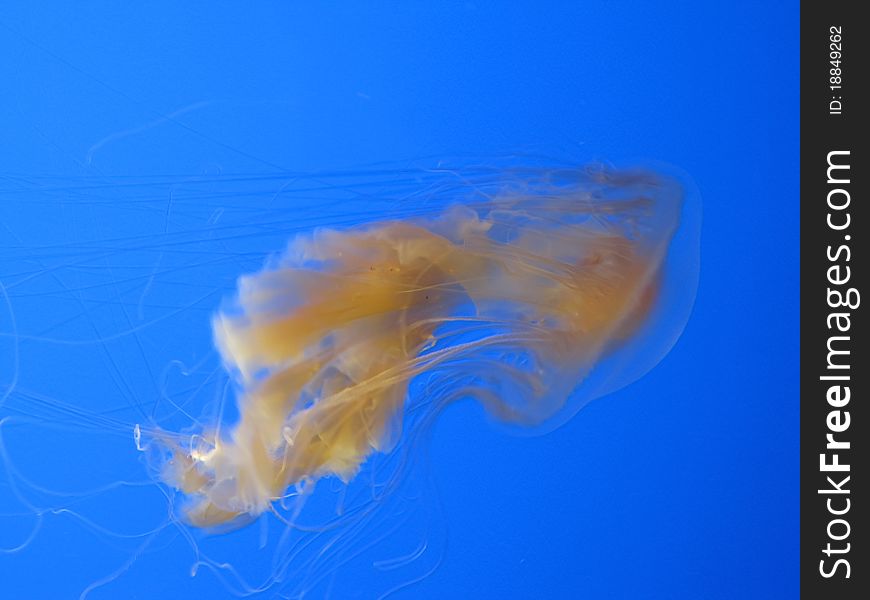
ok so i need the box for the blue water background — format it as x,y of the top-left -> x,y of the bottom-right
0,2 -> 798,599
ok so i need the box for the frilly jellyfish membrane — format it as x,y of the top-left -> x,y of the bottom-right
0,157 -> 700,598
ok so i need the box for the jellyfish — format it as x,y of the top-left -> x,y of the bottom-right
0,162 -> 700,598
141,164 -> 698,524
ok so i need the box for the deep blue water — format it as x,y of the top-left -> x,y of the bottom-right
0,2 -> 798,599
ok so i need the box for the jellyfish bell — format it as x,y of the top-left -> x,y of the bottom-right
514,162 -> 702,434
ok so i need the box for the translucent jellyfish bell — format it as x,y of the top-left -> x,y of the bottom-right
529,164 -> 702,433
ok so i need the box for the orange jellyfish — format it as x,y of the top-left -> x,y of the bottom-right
0,162 -> 700,598
141,165 -> 700,536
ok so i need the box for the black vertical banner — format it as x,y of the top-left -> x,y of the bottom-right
801,3 -> 867,598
